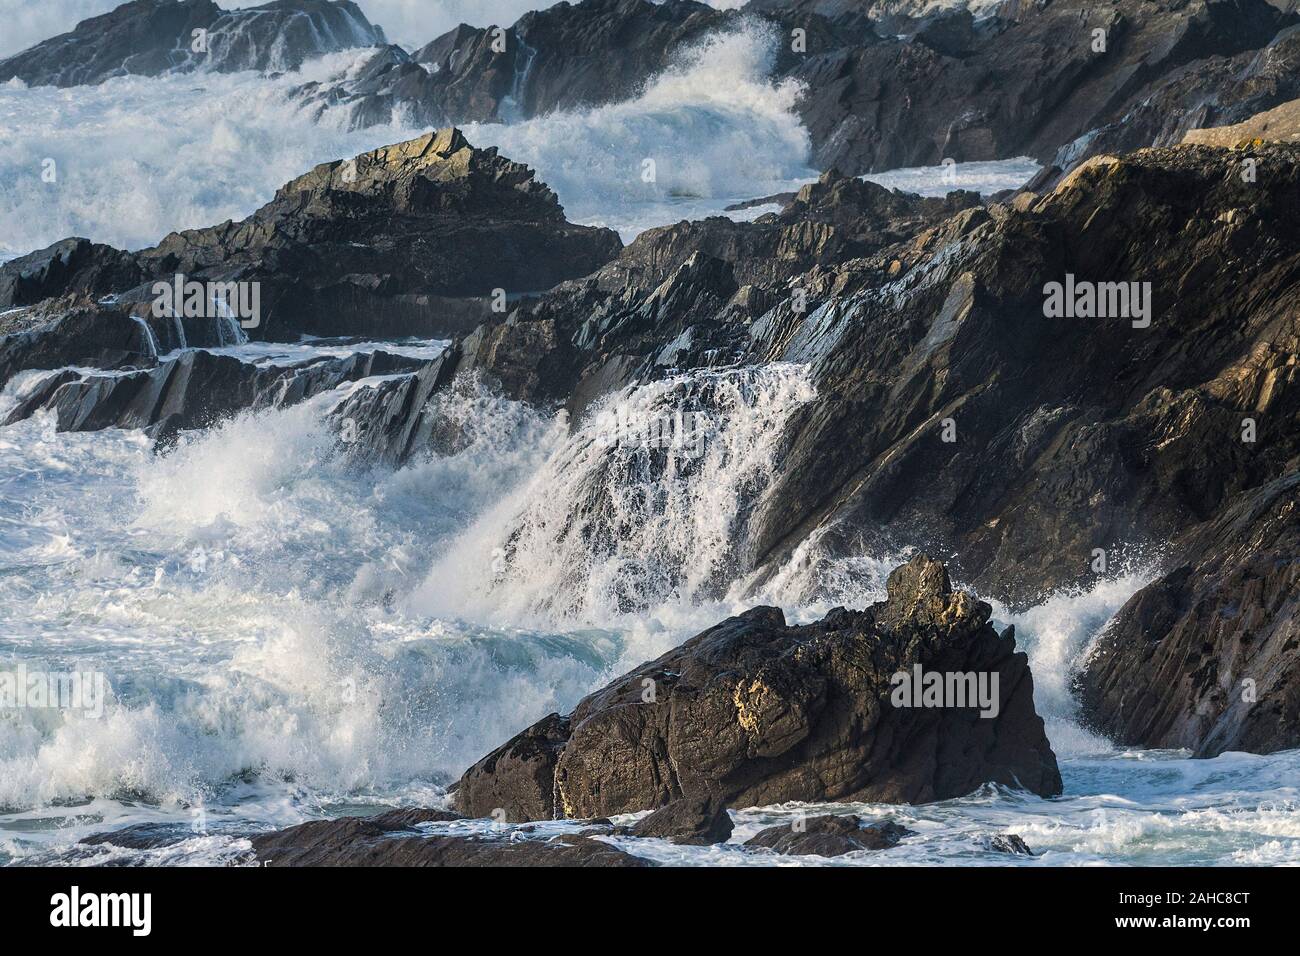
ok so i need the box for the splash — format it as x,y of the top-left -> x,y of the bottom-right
409,364 -> 817,628
462,21 -> 816,240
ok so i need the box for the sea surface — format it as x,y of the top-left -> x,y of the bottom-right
2,10 -> 1296,867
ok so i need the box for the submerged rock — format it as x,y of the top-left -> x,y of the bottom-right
456,555 -> 1062,821
248,813 -> 651,867
745,815 -> 913,857
983,833 -> 1034,855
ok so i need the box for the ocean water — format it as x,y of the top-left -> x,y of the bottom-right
4,11 -> 1295,868
1,355 -> 1297,867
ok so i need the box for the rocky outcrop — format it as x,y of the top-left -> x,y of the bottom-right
1077,473 -> 1300,756
248,810 -> 651,867
448,142 -> 1300,609
1052,24 -> 1300,173
455,555 -> 1062,821
0,0 -> 384,88
745,815 -> 912,857
0,128 -> 622,342
788,0 -> 1295,173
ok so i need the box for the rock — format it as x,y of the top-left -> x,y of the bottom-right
3,342 -> 438,440
628,796 -> 734,845
248,814 -> 651,867
455,712 -> 571,824
1077,473 -> 1300,755
290,0 -> 844,130
1184,94 -> 1300,146
0,239 -> 141,310
455,555 -> 1062,820
449,142 -> 1300,610
0,0 -> 385,88
787,0 -> 1294,173
983,833 -> 1034,855
1058,25 -> 1300,172
80,823 -> 198,851
0,128 -> 622,342
745,815 -> 913,857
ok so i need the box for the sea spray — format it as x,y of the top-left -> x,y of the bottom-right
408,363 -> 817,627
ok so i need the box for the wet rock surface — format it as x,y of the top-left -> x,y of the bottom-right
456,554 -> 1062,821
1078,473 -> 1300,755
745,815 -> 913,857
248,812 -> 652,867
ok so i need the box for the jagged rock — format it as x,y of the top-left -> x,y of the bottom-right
983,833 -> 1034,855
628,796 -> 734,845
745,815 -> 913,857
0,128 -> 622,341
0,0 -> 384,88
0,299 -> 156,385
1055,24 -> 1300,173
445,142 -> 1300,607
1078,473 -> 1300,755
3,340 -> 436,440
0,239 -> 142,310
455,555 -> 1062,821
248,814 -> 651,867
788,0 -> 1295,173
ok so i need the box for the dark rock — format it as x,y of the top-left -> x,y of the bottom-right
249,815 -> 651,866
455,712 -> 571,824
293,0 -> 1297,180
455,554 -> 1062,820
3,337 -> 439,439
983,833 -> 1034,855
0,0 -> 385,88
0,239 -> 142,310
80,823 -> 197,850
1077,473 -> 1300,755
628,796 -> 733,845
365,807 -> 464,828
745,815 -> 913,857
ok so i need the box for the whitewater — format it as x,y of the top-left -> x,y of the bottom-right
1,15 -> 1296,867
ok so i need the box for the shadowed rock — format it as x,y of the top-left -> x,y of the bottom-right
1078,473 -> 1300,755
